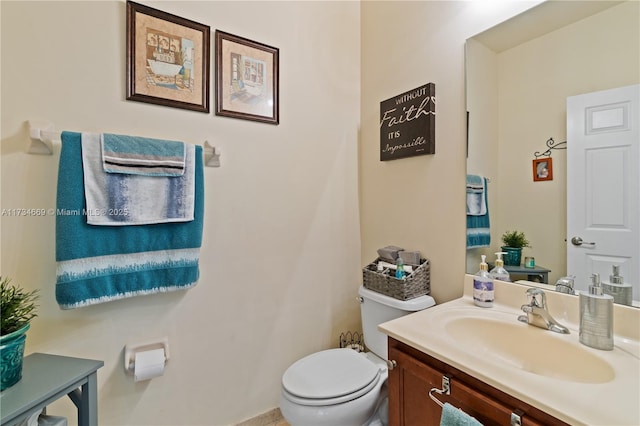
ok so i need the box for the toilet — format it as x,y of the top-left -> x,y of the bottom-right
280,285 -> 436,426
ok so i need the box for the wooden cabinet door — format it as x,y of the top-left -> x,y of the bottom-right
388,340 -> 562,426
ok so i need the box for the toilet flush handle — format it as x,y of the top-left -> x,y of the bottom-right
386,359 -> 397,370
357,296 -> 364,304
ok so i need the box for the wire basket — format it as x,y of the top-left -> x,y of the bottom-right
363,258 -> 430,300
339,331 -> 364,352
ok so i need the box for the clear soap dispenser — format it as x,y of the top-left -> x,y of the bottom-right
489,252 -> 511,282
579,273 -> 614,350
473,255 -> 494,308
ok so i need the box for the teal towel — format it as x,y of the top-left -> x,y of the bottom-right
466,175 -> 490,249
440,403 -> 483,426
102,133 -> 185,176
55,131 -> 204,309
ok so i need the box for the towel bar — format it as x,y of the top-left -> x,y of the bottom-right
428,375 -> 451,408
26,120 -> 220,167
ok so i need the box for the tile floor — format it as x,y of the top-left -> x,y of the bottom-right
235,408 -> 289,426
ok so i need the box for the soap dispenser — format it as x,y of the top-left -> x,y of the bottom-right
579,273 -> 614,350
602,265 -> 633,306
395,255 -> 405,279
489,252 -> 511,282
473,255 -> 494,308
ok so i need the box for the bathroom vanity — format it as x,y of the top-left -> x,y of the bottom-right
379,275 -> 640,426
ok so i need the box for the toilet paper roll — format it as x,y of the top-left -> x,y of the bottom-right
134,348 -> 165,382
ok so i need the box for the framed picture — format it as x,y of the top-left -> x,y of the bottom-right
126,1 -> 210,113
215,30 -> 279,124
533,157 -> 553,181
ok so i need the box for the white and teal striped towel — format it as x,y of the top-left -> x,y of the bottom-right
466,175 -> 490,249
82,133 -> 195,226
102,133 -> 185,176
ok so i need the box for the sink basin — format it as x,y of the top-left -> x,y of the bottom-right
445,315 -> 615,383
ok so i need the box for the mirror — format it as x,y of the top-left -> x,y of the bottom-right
465,0 -> 639,306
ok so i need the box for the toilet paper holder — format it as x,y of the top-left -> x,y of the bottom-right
124,337 -> 170,375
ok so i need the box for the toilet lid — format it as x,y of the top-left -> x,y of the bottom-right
282,348 -> 381,400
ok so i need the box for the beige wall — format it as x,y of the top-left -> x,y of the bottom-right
467,1 -> 640,283
1,1 -> 360,424
1,0 -> 587,424
465,38 -> 500,272
360,1 -> 538,304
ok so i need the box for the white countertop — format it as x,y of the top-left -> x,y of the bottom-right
378,274 -> 640,426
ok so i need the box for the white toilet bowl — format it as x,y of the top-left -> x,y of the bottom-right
280,349 -> 388,426
280,286 -> 436,426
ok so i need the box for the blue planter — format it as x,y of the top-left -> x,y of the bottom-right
0,323 -> 30,391
501,246 -> 523,266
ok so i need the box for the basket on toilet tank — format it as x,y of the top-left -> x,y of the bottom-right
362,257 -> 430,300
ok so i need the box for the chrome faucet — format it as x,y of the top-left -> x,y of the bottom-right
517,288 -> 570,334
555,276 -> 576,295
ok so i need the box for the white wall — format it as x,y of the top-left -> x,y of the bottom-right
467,1 -> 640,283
1,1 -> 360,424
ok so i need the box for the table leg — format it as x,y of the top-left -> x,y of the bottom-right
78,372 -> 98,426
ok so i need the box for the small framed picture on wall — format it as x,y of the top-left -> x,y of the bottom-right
126,1 -> 210,113
215,30 -> 279,124
533,157 -> 553,181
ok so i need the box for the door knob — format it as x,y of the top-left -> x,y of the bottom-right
571,236 -> 595,247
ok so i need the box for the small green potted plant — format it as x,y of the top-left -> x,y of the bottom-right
501,230 -> 531,266
1,276 -> 39,390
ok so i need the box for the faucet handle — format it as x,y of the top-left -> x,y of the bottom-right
525,287 -> 547,308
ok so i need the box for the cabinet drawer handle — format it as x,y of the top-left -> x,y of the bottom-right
386,359 -> 397,370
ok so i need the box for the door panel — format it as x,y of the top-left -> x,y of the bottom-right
567,84 -> 639,300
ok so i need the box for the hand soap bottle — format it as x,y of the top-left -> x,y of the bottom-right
579,273 -> 614,350
489,252 -> 511,282
602,265 -> 633,306
395,256 -> 405,279
473,255 -> 494,308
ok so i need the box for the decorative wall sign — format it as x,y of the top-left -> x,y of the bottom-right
380,83 -> 435,161
126,1 -> 210,113
533,157 -> 553,181
215,30 -> 279,124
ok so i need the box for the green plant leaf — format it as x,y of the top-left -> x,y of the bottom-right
1,276 -> 40,336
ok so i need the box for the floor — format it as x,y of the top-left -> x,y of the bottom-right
235,408 -> 289,426
265,419 -> 289,426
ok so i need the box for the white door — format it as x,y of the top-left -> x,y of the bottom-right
567,84 -> 639,301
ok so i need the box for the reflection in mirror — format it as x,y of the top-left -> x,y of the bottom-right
465,1 -> 639,306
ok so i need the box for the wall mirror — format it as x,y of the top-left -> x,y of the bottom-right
465,0 -> 639,306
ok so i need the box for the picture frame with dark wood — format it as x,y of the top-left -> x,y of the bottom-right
126,1 -> 210,113
533,157 -> 553,181
215,30 -> 279,124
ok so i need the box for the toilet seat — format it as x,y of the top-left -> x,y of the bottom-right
282,348 -> 382,406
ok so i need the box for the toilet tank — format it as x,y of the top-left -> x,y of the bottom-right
358,286 -> 435,359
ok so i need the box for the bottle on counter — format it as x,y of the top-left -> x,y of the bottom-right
489,252 -> 511,282
579,273 -> 614,350
602,265 -> 633,306
395,256 -> 405,279
473,255 -> 494,308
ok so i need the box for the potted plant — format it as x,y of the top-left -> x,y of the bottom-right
1,276 -> 39,390
501,230 -> 531,266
